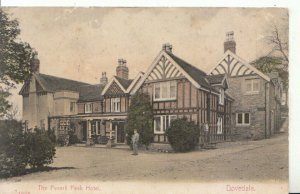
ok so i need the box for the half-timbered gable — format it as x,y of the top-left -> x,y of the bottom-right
137,44 -> 233,143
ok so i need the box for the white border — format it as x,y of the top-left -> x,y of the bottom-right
1,1 -> 299,193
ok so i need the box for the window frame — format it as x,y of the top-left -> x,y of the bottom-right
110,97 -> 121,112
70,101 -> 76,113
236,112 -> 251,126
217,117 -> 223,134
218,88 -> 225,105
84,103 -> 93,113
154,115 -> 177,134
245,79 -> 260,94
153,81 -> 177,101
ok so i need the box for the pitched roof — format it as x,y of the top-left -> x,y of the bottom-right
115,76 -> 133,90
36,73 -> 90,92
166,52 -> 216,91
206,74 -> 226,85
78,84 -> 104,102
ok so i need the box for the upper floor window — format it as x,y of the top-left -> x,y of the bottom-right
245,79 -> 260,94
111,97 -> 120,112
154,115 -> 177,134
236,112 -> 250,126
219,88 -> 224,105
85,103 -> 92,113
154,81 -> 177,101
70,102 -> 76,112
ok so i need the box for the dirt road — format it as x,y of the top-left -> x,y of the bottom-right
4,131 -> 288,182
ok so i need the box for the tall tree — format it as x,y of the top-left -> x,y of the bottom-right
251,14 -> 288,89
125,92 -> 153,148
0,9 -> 35,118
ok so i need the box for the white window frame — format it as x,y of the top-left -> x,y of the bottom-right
245,79 -> 260,94
85,103 -> 92,113
153,81 -> 177,101
217,117 -> 223,134
236,112 -> 250,126
70,101 -> 76,112
219,88 -> 224,105
154,115 -> 177,134
111,97 -> 121,112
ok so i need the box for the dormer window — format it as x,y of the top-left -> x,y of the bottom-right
85,103 -> 92,113
219,88 -> 224,105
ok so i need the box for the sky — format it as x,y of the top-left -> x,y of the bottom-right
5,7 -> 288,119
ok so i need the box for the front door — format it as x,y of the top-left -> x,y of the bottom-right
113,122 -> 125,143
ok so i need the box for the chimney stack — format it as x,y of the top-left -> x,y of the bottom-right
31,51 -> 40,73
224,31 -> 236,53
116,58 -> 129,79
162,43 -> 173,53
100,72 -> 108,85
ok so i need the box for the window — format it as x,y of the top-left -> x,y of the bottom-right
245,79 -> 260,93
154,115 -> 177,134
70,102 -> 76,112
219,88 -> 224,105
217,117 -> 223,134
236,113 -> 250,126
111,98 -> 120,112
85,103 -> 92,113
59,120 -> 70,134
153,81 -> 177,101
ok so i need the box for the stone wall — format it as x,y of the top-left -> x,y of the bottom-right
227,75 -> 268,140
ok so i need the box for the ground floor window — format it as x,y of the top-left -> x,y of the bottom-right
217,117 -> 223,134
236,112 -> 250,126
59,120 -> 70,134
154,115 -> 177,134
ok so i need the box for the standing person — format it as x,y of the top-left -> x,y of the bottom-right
131,129 -> 139,155
204,122 -> 209,146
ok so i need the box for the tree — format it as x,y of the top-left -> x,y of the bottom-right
0,9 -> 35,118
125,92 -> 153,148
166,117 -> 199,152
0,120 -> 27,177
251,15 -> 289,89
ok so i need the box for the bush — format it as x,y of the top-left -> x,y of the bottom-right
68,130 -> 79,145
47,129 -> 56,144
57,134 -> 69,146
0,120 -> 27,178
166,117 -> 200,152
25,128 -> 56,169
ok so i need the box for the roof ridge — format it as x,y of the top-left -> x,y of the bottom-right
38,73 -> 91,85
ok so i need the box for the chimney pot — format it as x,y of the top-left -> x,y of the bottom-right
224,31 -> 236,53
162,43 -> 173,53
100,72 -> 108,85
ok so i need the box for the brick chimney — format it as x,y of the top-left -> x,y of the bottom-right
162,43 -> 173,53
31,52 -> 40,73
224,31 -> 236,53
116,58 -> 129,80
100,72 -> 108,85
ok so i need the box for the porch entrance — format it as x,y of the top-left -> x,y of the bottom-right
82,121 -> 87,141
112,121 -> 125,143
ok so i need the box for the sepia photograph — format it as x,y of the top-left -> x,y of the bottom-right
0,5 -> 293,194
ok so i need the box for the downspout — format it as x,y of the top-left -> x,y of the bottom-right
264,82 -> 268,139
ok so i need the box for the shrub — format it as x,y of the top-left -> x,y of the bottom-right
0,120 -> 27,178
166,117 -> 200,152
25,128 -> 56,169
68,130 -> 79,145
126,92 -> 153,148
47,128 -> 56,144
57,134 -> 69,146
